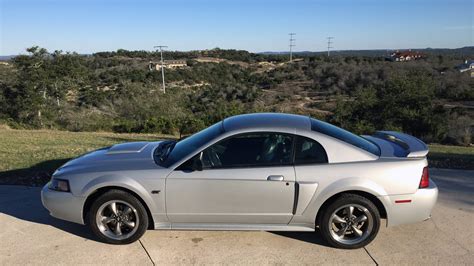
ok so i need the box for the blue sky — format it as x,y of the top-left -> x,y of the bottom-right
0,0 -> 472,55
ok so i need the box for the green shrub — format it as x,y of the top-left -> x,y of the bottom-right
177,116 -> 205,138
112,120 -> 140,133
143,117 -> 175,134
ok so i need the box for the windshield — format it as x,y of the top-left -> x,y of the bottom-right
158,122 -> 224,167
310,119 -> 381,156
153,140 -> 177,164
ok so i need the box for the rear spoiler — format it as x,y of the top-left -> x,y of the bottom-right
372,131 -> 429,158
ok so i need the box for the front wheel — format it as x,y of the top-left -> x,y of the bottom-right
88,190 -> 148,244
319,194 -> 380,249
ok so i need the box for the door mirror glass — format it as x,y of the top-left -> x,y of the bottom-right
177,153 -> 203,171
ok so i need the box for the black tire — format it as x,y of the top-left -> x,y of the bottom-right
87,190 -> 148,244
319,194 -> 380,249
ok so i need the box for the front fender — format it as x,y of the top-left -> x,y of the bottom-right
80,174 -> 158,215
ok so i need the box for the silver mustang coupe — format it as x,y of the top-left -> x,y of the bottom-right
42,113 -> 438,249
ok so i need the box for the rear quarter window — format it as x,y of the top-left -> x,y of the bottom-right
310,119 -> 380,156
294,136 -> 328,164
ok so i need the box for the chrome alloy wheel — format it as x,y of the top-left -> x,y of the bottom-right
328,204 -> 373,245
95,200 -> 139,240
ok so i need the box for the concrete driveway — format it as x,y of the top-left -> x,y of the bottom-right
0,169 -> 472,265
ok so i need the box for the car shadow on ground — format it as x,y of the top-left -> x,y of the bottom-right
270,230 -> 331,246
0,185 -> 101,242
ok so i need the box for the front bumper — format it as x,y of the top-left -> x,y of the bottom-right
41,184 -> 86,225
382,180 -> 438,227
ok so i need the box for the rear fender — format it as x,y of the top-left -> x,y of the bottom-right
293,177 -> 390,226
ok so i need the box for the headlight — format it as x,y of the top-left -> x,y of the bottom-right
48,178 -> 70,192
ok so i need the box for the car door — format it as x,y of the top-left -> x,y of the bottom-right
166,132 -> 296,225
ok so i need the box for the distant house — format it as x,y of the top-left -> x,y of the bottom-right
149,60 -> 187,71
388,50 -> 425,62
457,60 -> 474,72
457,60 -> 474,78
194,57 -> 226,63
0,61 -> 10,66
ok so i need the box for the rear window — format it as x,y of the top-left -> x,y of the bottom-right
310,119 -> 380,156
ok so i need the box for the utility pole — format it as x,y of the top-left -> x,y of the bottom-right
154,45 -> 168,93
327,37 -> 334,57
289,33 -> 296,62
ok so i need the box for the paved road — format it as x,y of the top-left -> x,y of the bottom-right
0,169 -> 472,265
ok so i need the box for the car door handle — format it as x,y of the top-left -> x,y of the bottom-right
267,175 -> 284,181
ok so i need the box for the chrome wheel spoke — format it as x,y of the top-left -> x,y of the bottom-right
346,206 -> 354,217
101,216 -> 114,224
352,225 -> 363,237
109,202 -> 118,215
355,214 -> 367,224
122,220 -> 135,228
333,214 -> 346,224
115,222 -> 122,236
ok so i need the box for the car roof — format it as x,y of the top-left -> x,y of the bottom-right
222,113 -> 311,132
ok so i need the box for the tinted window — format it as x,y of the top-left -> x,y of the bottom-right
294,136 -> 328,164
201,133 -> 293,168
162,122 -> 224,167
310,119 -> 380,156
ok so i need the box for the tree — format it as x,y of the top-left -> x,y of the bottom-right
11,46 -> 51,125
332,71 -> 448,142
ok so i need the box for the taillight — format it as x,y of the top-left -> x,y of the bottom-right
419,167 -> 429,188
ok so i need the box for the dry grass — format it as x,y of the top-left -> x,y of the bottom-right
0,128 -> 175,185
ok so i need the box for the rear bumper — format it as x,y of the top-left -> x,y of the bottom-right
381,180 -> 438,227
41,184 -> 86,225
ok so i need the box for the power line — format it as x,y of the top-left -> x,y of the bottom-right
289,33 -> 296,62
153,45 -> 168,93
327,37 -> 334,57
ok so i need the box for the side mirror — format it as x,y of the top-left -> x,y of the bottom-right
192,158 -> 203,171
177,153 -> 203,172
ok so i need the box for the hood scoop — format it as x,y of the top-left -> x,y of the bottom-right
106,142 -> 150,155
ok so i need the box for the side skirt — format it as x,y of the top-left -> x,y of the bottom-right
154,223 -> 315,231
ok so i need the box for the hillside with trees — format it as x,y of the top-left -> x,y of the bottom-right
0,46 -> 472,145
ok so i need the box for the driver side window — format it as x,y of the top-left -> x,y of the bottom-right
201,132 -> 294,169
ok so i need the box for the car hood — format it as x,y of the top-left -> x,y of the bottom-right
54,141 -> 165,176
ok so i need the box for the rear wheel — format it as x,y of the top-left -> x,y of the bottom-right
88,190 -> 148,244
319,194 -> 380,249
